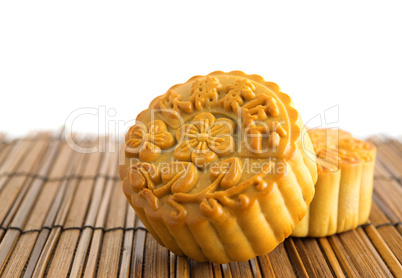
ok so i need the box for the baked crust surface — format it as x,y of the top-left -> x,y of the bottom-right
120,71 -> 317,263
292,129 -> 376,237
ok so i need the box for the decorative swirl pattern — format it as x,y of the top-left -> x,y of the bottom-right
159,162 -> 198,194
128,162 -> 161,192
169,161 -> 273,220
174,112 -> 236,169
125,120 -> 175,162
210,157 -> 242,189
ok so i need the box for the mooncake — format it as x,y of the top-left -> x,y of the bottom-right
292,128 -> 376,237
119,71 -> 317,263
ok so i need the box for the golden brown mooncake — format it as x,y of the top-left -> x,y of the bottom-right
119,71 -> 317,263
292,128 -> 376,237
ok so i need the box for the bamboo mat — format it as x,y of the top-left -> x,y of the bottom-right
0,132 -> 401,278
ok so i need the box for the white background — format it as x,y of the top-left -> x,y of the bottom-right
1,1 -> 401,139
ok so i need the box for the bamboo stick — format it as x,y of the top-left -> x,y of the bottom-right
0,139 -> 49,223
292,237 -> 334,277
328,235 -> 360,277
1,231 -> 39,277
221,263 -> 232,278
212,263 -> 224,278
170,252 -> 176,278
0,176 -> 32,226
131,218 -> 147,278
84,151 -> 119,277
377,225 -> 402,263
189,260 -> 213,277
249,257 -> 262,278
284,238 -> 309,278
373,160 -> 393,180
97,179 -> 127,277
338,229 -> 388,276
69,147 -> 116,278
391,138 -> 402,155
46,228 -> 81,277
24,143 -> 75,231
373,138 -> 402,179
256,254 -> 275,278
144,233 -> 169,277
46,149 -> 103,277
360,225 -> 402,276
267,243 -> 297,277
119,203 -> 136,278
0,141 -> 14,173
370,199 -> 392,226
0,140 -> 26,182
0,176 -> 35,242
368,136 -> 395,180
370,200 -> 402,261
2,143 -> 76,277
0,138 -> 60,274
373,180 -> 402,223
6,139 -> 57,227
228,260 -> 253,278
383,137 -> 402,157
176,256 -> 190,278
356,227 -> 394,277
24,150 -> 85,278
317,238 -> 345,278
